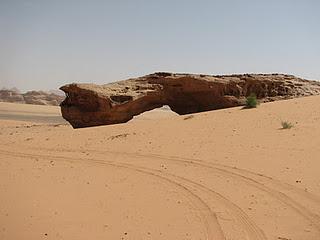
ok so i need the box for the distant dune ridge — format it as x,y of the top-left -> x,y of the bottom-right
60,72 -> 320,128
0,88 -> 64,106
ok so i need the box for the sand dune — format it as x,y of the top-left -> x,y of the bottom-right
0,96 -> 320,240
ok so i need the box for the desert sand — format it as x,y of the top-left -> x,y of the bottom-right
0,102 -> 66,124
0,96 -> 320,240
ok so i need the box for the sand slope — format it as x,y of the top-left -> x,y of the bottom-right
0,96 -> 320,240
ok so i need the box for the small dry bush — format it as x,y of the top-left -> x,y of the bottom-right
281,121 -> 294,129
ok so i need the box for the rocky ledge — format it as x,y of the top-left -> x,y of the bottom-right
60,72 -> 320,128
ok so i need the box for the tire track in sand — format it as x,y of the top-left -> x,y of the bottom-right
0,148 -> 268,240
0,148 -> 224,240
60,148 -> 320,237
135,153 -> 320,231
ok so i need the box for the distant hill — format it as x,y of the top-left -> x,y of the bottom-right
0,88 -> 65,106
47,89 -> 65,96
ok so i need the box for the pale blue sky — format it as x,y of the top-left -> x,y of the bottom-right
1,0 -> 319,91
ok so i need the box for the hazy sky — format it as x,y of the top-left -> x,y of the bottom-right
1,0 -> 319,91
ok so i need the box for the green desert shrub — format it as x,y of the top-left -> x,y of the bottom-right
281,121 -> 294,129
245,93 -> 258,108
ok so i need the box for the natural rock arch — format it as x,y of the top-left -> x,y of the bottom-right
60,72 -> 320,128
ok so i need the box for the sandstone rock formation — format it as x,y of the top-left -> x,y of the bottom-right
60,72 -> 320,128
23,91 -> 64,106
0,89 -> 25,103
0,88 -> 64,106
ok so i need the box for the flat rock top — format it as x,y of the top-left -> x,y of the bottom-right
61,72 -> 320,98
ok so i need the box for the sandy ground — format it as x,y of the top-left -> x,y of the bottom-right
0,102 -> 66,124
0,96 -> 320,240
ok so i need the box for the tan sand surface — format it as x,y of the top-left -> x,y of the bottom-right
0,102 -> 66,124
0,96 -> 320,240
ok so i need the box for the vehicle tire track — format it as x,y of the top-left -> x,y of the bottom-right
0,148 -> 224,240
3,146 -> 320,238
0,148 -> 269,240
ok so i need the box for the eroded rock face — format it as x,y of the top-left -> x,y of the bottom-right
60,73 -> 320,128
0,89 -> 64,106
23,91 -> 64,106
0,89 -> 25,103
